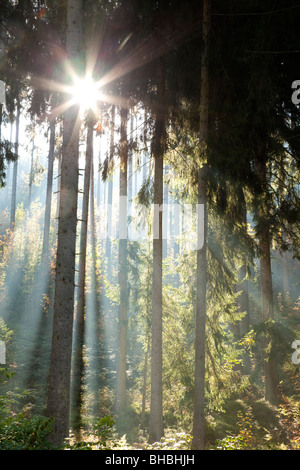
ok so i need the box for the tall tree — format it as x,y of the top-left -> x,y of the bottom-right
192,0 -> 210,451
10,100 -> 20,229
71,112 -> 94,438
115,106 -> 129,413
149,55 -> 166,444
46,0 -> 82,447
255,156 -> 279,405
42,99 -> 56,261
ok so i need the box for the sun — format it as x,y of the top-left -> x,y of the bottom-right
70,75 -> 102,113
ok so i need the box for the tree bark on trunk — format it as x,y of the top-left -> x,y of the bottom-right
89,152 -> 103,417
256,158 -> 279,405
28,137 -> 35,212
105,105 -> 115,275
115,106 -> 128,412
71,113 -> 94,438
46,0 -> 82,447
149,56 -> 166,444
192,0 -> 210,451
42,111 -> 56,260
10,100 -> 20,229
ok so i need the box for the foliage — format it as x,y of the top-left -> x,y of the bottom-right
0,388 -> 53,450
64,415 -> 120,450
144,430 -> 193,450
0,414 -> 53,450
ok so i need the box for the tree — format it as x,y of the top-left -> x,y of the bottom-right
42,98 -> 57,261
71,112 -> 94,438
46,0 -> 83,447
191,0 -> 210,451
10,100 -> 20,229
115,106 -> 129,413
149,55 -> 166,444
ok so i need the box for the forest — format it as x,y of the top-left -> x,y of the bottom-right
0,0 -> 300,453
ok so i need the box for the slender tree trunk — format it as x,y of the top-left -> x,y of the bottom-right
143,109 -> 148,182
238,194 -> 251,375
192,0 -> 210,451
141,338 -> 150,429
10,101 -> 20,229
115,107 -> 128,413
282,234 -> 289,303
28,137 -> 35,212
128,113 -> 133,212
149,56 -> 166,444
106,105 -> 115,275
71,113 -> 94,438
4,121 -> 13,211
42,114 -> 56,260
163,165 -> 168,259
256,158 -> 279,405
56,123 -> 63,220
46,0 -> 82,447
89,152 -> 103,417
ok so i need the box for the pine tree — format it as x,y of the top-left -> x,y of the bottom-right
149,55 -> 166,444
115,106 -> 129,413
46,0 -> 83,447
191,0 -> 210,451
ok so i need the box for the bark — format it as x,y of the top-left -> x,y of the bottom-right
28,137 -> 35,212
256,158 -> 279,405
141,339 -> 150,429
105,105 -> 115,275
282,234 -> 289,302
46,0 -> 82,447
238,195 -> 251,374
149,56 -> 166,444
192,0 -> 210,451
89,152 -> 103,417
115,107 -> 128,412
143,109 -> 148,182
10,101 -> 20,229
42,114 -> 56,260
71,114 -> 94,438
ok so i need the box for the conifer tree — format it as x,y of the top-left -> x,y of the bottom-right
149,55 -> 166,444
191,0 -> 210,450
46,0 -> 83,447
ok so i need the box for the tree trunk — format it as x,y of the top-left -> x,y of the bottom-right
46,0 -> 82,447
89,152 -> 103,417
42,113 -> 56,260
115,107 -> 128,413
149,56 -> 166,444
71,113 -> 94,438
28,137 -> 35,212
141,338 -> 150,429
256,158 -> 279,405
10,100 -> 20,229
192,0 -> 210,451
282,234 -> 289,303
238,195 -> 251,375
105,105 -> 115,276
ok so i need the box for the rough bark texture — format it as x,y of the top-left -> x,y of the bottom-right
192,0 -> 210,451
115,107 -> 128,412
149,56 -> 166,444
46,0 -> 82,447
